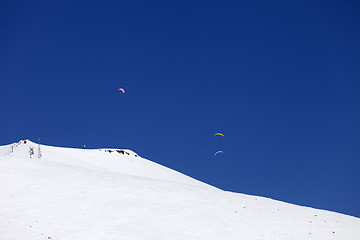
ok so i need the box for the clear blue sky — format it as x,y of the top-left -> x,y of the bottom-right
1,0 -> 359,217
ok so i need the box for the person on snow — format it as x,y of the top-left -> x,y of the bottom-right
29,147 -> 34,158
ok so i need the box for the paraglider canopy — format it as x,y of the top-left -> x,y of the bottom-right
118,88 -> 125,94
214,150 -> 223,156
214,132 -> 224,137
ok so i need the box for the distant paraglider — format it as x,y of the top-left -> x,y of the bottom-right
214,150 -> 223,156
214,132 -> 224,143
118,88 -> 125,94
214,150 -> 223,160
214,132 -> 224,137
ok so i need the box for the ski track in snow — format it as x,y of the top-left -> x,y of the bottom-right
0,140 -> 359,240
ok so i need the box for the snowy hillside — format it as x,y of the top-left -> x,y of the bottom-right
0,140 -> 359,240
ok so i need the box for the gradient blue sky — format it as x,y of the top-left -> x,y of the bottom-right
1,1 -> 359,217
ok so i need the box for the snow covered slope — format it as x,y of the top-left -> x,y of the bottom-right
0,140 -> 359,240
0,140 -> 213,189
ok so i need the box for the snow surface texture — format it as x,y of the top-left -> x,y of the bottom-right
0,140 -> 359,240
